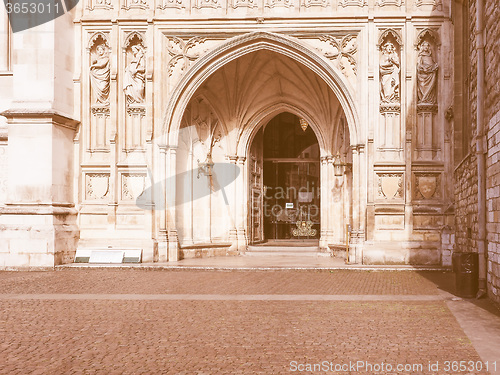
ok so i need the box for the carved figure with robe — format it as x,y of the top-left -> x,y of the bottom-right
124,44 -> 146,104
379,42 -> 400,103
416,41 -> 438,105
89,44 -> 110,105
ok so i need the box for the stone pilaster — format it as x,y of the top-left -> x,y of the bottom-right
0,110 -> 79,267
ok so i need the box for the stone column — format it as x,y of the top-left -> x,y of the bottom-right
236,157 -> 248,252
350,146 -> 360,263
415,105 -> 438,160
166,146 -> 179,261
379,104 -> 402,161
227,155 -> 238,254
327,156 -> 337,245
157,144 -> 168,262
319,156 -> 329,250
356,144 -> 367,264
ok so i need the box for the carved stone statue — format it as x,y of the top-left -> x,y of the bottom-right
90,44 -> 110,105
379,42 -> 400,103
124,44 -> 146,104
416,41 -> 438,105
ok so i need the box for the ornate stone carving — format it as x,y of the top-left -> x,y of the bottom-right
319,35 -> 357,75
157,0 -> 185,9
265,0 -> 293,8
122,173 -> 146,200
89,34 -> 110,105
415,30 -> 440,113
122,0 -> 149,10
415,0 -> 442,10
445,105 -> 453,121
87,0 -> 113,10
416,41 -> 438,108
231,0 -> 258,8
379,103 -> 401,113
378,173 -> 403,199
126,106 -> 146,116
124,34 -> 146,105
303,0 -> 328,7
415,173 -> 440,200
194,0 -> 222,9
91,106 -> 110,115
86,173 -> 110,200
376,0 -> 403,6
166,36 -> 208,76
339,0 -> 366,6
379,41 -> 400,105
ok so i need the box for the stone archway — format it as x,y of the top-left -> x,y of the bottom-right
162,32 -> 363,259
249,112 -> 322,244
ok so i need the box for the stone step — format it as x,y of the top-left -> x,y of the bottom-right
247,246 -> 320,252
244,246 -> 323,257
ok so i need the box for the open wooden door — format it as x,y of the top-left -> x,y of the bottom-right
249,128 -> 264,244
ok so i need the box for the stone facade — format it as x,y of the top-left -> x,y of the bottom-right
454,153 -> 478,254
484,0 -> 500,301
487,109 -> 500,299
453,0 -> 500,302
0,0 -> 479,268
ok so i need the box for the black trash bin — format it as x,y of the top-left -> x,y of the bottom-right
452,252 -> 479,298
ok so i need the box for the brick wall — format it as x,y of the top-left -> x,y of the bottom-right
456,0 -> 500,302
487,109 -> 500,299
453,0 -> 479,256
485,0 -> 500,122
484,0 -> 500,302
454,153 -> 478,254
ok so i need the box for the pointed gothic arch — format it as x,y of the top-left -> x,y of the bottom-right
162,31 -> 361,148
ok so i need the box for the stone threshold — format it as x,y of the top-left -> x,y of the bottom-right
56,263 -> 451,272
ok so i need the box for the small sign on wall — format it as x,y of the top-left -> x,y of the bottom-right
285,203 -> 294,209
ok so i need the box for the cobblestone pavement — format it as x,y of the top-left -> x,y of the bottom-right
0,269 -> 498,374
0,269 -> 441,295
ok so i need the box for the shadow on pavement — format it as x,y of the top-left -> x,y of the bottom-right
417,270 -> 500,317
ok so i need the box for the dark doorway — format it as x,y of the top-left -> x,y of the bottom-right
262,113 -> 320,240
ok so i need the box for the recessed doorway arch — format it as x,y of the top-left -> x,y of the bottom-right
248,112 -> 322,244
166,34 -> 363,259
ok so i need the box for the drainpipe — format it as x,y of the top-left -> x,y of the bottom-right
476,0 -> 487,297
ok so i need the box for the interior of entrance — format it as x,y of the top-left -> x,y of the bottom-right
260,113 -> 320,241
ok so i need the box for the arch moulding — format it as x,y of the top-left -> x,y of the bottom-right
237,101 -> 330,158
162,31 -> 361,148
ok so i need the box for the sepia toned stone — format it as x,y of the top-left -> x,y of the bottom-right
0,0 -> 496,290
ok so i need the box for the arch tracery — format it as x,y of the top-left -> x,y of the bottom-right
162,31 -> 360,149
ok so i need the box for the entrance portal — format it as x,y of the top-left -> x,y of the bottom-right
250,113 -> 320,243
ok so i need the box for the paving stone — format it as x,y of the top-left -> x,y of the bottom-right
0,269 -> 495,374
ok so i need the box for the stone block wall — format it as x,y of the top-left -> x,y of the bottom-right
484,0 -> 500,301
454,153 -> 478,254
455,0 -> 500,302
487,109 -> 500,299
484,0 -> 500,123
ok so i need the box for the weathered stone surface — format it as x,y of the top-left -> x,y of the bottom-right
0,0 -> 494,272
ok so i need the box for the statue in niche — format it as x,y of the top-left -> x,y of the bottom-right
379,42 -> 400,103
90,44 -> 110,105
416,41 -> 438,105
124,44 -> 146,104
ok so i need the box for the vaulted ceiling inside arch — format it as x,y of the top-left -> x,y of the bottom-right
181,49 -> 347,154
